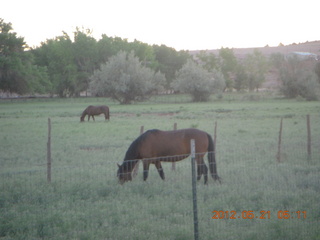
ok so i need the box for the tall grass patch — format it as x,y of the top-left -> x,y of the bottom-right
0,96 -> 319,239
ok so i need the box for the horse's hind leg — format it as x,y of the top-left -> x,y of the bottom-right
155,161 -> 165,180
197,164 -> 202,181
203,164 -> 208,184
92,115 -> 95,121
197,157 -> 208,184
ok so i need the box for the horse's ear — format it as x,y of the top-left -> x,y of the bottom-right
117,163 -> 121,168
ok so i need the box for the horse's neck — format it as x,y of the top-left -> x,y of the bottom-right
81,110 -> 88,117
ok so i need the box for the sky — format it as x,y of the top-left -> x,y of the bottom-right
1,0 -> 319,51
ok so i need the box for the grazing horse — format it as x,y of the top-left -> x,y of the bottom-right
80,105 -> 110,122
117,128 -> 220,184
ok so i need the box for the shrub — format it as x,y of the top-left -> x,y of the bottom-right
171,59 -> 225,102
89,51 -> 165,104
279,58 -> 320,100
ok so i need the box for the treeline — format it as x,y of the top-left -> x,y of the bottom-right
0,19 -> 189,97
1,18 -> 320,101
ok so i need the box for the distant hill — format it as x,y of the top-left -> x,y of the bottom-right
190,41 -> 320,90
190,41 -> 320,59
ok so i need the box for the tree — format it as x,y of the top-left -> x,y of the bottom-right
153,44 -> 190,90
128,39 -> 158,69
0,19 -> 29,94
244,49 -> 268,91
196,50 -> 219,71
72,28 -> 99,96
97,35 -> 130,63
279,57 -> 320,100
234,64 -> 249,91
90,51 -> 165,104
0,19 -> 50,95
218,47 -> 238,90
171,59 -> 225,102
33,32 -> 77,97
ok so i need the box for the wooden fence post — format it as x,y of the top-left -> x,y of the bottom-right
306,115 -> 311,161
47,118 -> 51,183
277,118 -> 283,163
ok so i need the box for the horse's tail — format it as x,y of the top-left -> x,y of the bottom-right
207,133 -> 221,183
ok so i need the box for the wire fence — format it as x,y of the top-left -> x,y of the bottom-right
1,134 -> 319,240
1,111 -> 319,239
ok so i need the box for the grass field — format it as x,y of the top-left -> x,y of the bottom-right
0,94 -> 320,240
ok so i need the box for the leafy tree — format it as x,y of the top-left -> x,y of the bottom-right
218,47 -> 238,90
270,52 -> 286,70
0,19 -> 50,95
196,50 -> 219,71
279,57 -> 320,100
153,44 -> 190,89
128,40 -> 158,69
97,35 -> 130,63
28,66 -> 51,94
0,19 -> 28,94
33,33 -> 78,97
72,28 -> 99,96
171,59 -> 225,102
244,49 -> 268,91
90,51 -> 165,104
234,64 -> 249,91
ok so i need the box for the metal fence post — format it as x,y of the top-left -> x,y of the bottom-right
306,115 -> 312,161
190,139 -> 199,240
47,118 -> 51,183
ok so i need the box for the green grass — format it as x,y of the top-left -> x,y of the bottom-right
0,94 -> 320,239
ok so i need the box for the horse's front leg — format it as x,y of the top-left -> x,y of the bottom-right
142,161 -> 150,181
155,161 -> 165,180
92,115 -> 95,121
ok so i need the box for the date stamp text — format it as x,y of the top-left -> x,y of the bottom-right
212,210 -> 307,220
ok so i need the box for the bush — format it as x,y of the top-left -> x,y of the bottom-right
279,58 -> 320,101
89,51 -> 165,104
171,59 -> 225,102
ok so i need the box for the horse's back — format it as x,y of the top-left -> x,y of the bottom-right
85,105 -> 94,110
87,105 -> 109,113
140,128 -> 209,157
99,105 -> 109,111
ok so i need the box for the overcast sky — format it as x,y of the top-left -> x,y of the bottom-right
1,0 -> 319,51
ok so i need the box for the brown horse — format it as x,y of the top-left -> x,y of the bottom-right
117,128 -> 220,184
80,105 -> 110,122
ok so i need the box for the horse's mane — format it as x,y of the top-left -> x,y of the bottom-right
124,129 -> 159,161
119,130 -> 158,172
81,105 -> 92,115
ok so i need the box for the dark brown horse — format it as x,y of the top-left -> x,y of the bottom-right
117,128 -> 220,184
80,105 -> 110,122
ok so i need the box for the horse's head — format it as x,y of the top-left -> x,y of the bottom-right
117,163 -> 132,184
80,116 -> 85,122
